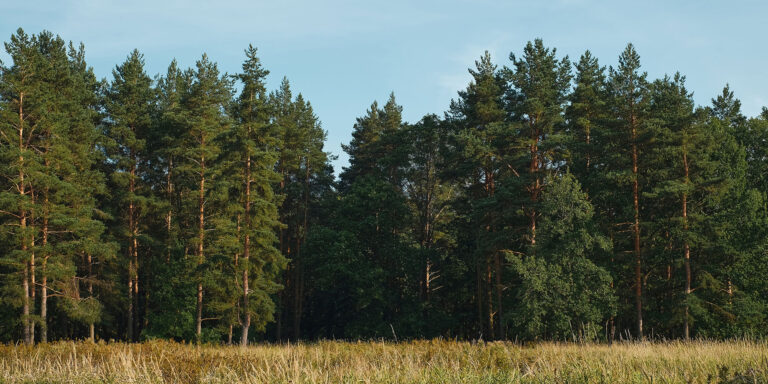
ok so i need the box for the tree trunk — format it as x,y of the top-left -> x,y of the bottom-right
276,166 -> 285,343
476,249 -> 483,339
529,120 -> 540,246
293,240 -> 302,341
127,156 -> 136,341
486,259 -> 493,340
166,157 -> 173,263
631,117 -> 643,341
88,253 -> 95,342
494,251 -> 504,339
19,92 -> 32,345
609,230 -> 616,344
128,272 -> 133,341
41,268 -> 48,343
129,154 -> 140,340
29,206 -> 35,344
293,157 -> 311,341
196,150 -> 206,341
41,183 -> 49,343
241,152 -> 251,347
196,282 -> 203,339
22,261 -> 30,345
683,149 -> 691,341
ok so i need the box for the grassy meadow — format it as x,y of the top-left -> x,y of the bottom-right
0,340 -> 767,383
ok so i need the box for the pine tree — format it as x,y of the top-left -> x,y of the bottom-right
286,94 -> 328,340
447,51 -> 509,339
403,114 -> 457,334
566,50 -> 609,189
340,100 -> 383,188
230,45 -> 285,345
0,29 -> 46,345
104,49 -> 155,341
564,50 -> 616,339
505,38 -> 572,246
59,40 -> 113,342
140,60 -> 195,341
608,43 -> 649,340
643,74 -> 716,339
176,54 -> 233,341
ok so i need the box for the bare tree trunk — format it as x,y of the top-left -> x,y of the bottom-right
196,151 -> 206,341
41,183 -> 49,343
88,253 -> 95,342
241,152 -> 251,347
166,158 -> 173,263
29,196 -> 35,344
128,268 -> 133,341
41,264 -> 48,343
631,117 -> 643,341
22,261 -> 30,345
529,121 -> 540,246
19,92 -> 32,345
127,157 -> 137,342
682,149 -> 691,341
129,154 -> 140,340
486,259 -> 493,340
196,282 -> 203,339
487,169 -> 503,340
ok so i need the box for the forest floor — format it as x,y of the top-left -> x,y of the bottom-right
0,339 -> 766,383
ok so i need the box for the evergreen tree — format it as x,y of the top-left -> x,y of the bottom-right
566,50 -> 609,190
103,49 -> 156,341
505,38 -> 572,246
403,114 -> 457,334
175,54 -> 233,341
643,74 -> 720,339
0,29 -> 112,344
58,40 -> 114,342
0,29 -> 48,345
608,43 -> 649,340
229,45 -> 285,346
447,51 -> 510,339
141,60 -> 195,341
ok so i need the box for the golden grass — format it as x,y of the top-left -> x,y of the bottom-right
0,339 -> 766,383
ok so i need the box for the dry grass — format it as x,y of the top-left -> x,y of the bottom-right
0,339 -> 766,383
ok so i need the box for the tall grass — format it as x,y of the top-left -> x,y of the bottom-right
0,339 -> 766,383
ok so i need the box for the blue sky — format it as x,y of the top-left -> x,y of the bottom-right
2,0 -> 767,173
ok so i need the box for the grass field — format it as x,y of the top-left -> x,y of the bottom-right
1,340 -> 766,383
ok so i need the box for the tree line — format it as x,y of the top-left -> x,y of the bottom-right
1,29 -> 766,344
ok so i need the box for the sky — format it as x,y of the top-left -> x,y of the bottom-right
2,0 -> 767,174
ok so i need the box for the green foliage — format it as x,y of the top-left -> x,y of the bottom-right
0,30 -> 767,344
508,173 -> 615,340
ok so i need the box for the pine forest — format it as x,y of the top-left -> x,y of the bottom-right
3,28 -> 768,346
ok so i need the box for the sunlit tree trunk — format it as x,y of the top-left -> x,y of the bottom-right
682,146 -> 691,340
241,148 -> 251,346
18,92 -> 32,345
196,148 -> 205,341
